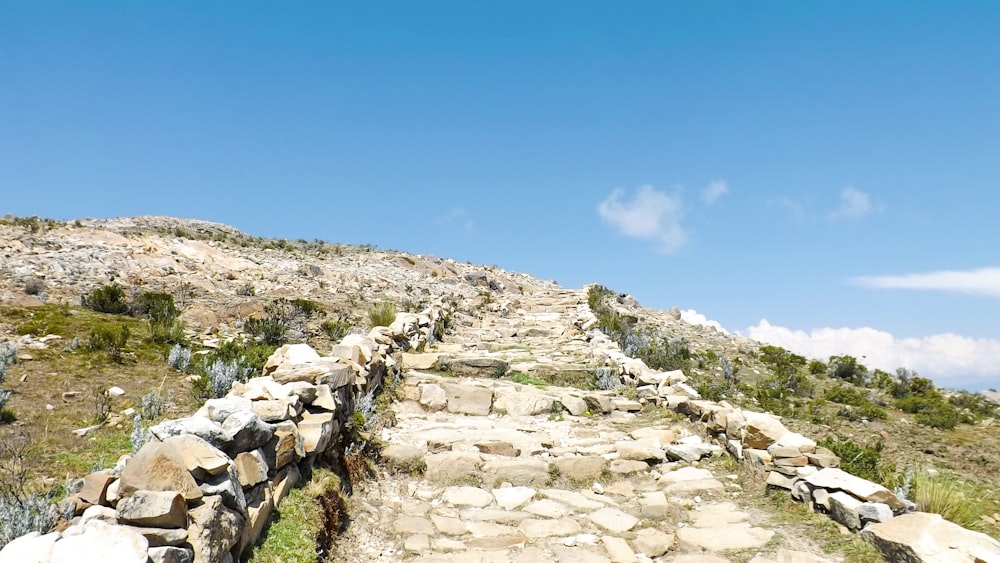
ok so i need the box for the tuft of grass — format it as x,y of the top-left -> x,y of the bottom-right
367,301 -> 397,328
912,470 -> 999,535
509,371 -> 549,388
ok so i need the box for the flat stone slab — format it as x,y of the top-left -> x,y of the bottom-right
442,486 -> 494,508
518,517 -> 582,538
492,486 -> 536,510
589,507 -> 639,533
861,511 -> 1000,563
677,522 -> 775,551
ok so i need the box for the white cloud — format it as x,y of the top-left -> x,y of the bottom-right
436,207 -> 475,233
680,309 -> 730,334
746,319 -> 1000,388
852,267 -> 1000,299
830,186 -> 881,220
597,186 -> 687,253
701,180 -> 729,206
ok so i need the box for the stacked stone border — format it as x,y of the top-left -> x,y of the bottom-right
574,298 -> 1000,562
0,307 -> 448,563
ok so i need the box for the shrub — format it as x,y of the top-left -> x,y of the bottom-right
817,436 -> 898,488
368,301 -> 398,328
0,343 -> 16,420
594,367 -> 621,391
81,283 -> 128,314
0,436 -> 60,549
243,317 -> 287,346
824,385 -> 870,407
321,317 -> 352,342
807,360 -> 827,375
204,359 -> 242,398
130,292 -> 178,319
827,355 -> 868,386
87,323 -> 130,362
167,344 -> 191,371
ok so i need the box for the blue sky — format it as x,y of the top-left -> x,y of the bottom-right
2,2 -> 999,389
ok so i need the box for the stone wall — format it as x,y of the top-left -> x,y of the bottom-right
0,307 -> 447,563
574,304 -> 1000,561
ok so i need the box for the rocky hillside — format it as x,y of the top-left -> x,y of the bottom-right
1,215 -> 999,563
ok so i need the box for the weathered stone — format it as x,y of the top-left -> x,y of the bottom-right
522,499 -> 569,518
639,491 -> 671,518
476,441 -> 519,457
632,527 -> 674,557
381,445 -> 426,473
394,516 -> 435,535
493,387 -> 553,416
590,507 -> 638,533
442,357 -> 509,377
583,394 -> 614,414
518,517 -> 582,538
221,410 -> 274,455
272,463 -> 300,506
552,456 -> 607,481
80,505 -> 118,525
442,486 -> 494,507
149,417 -> 227,450
310,384 -> 337,411
430,514 -> 467,535
264,421 -> 304,470
116,490 -> 188,528
233,450 -> 269,488
467,536 -> 528,549
51,521 -> 148,563
743,412 -> 787,449
198,463 -> 247,517
418,383 -> 447,411
616,441 -> 666,463
403,533 -> 430,552
199,396 -> 252,423
560,395 -> 589,416
148,546 -> 194,563
677,522 -> 774,551
628,427 -> 678,445
297,410 -> 335,455
804,468 -> 904,511
609,460 -> 648,474
805,452 -> 840,468
402,352 -> 439,370
425,452 -> 482,483
77,471 -> 116,506
859,502 -> 894,525
444,383 -> 493,416
492,486 -> 536,510
602,535 -> 637,563
163,434 -> 231,481
664,443 -> 714,462
238,483 -> 274,555
187,495 -> 244,563
0,531 -> 60,563
539,489 -> 605,510
861,511 -> 1000,563
263,343 -> 321,373
121,523 -> 188,548
119,441 -> 203,502
827,491 -> 863,531
481,458 -> 550,487
766,471 -> 797,491
251,399 -> 297,422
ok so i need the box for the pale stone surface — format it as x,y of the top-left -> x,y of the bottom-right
602,535 -> 637,563
187,496 -> 243,563
442,486 -> 494,507
119,441 -> 203,502
492,486 -> 536,510
116,490 -> 188,529
805,468 -> 904,510
0,532 -> 60,563
148,546 -> 194,563
638,491 -> 671,518
631,527 -> 674,557
677,522 -> 774,550
394,516 -> 436,535
419,383 -> 447,411
51,522 -> 148,563
743,412 -> 788,449
444,383 -> 494,415
481,458 -> 550,487
552,456 -> 607,481
522,499 -> 569,518
518,517 -> 582,538
861,511 -> 1000,563
589,507 -> 639,533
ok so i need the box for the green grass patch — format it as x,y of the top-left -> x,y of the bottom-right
912,470 -> 1000,537
509,371 -> 549,388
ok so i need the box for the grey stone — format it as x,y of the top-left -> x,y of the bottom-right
221,410 -> 274,456
148,546 -> 194,563
481,458 -> 550,487
116,490 -> 188,529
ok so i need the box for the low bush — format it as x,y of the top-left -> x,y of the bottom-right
321,317 -> 352,342
81,283 -> 128,314
817,436 -> 898,488
244,316 -> 287,346
367,301 -> 398,328
0,343 -> 16,421
0,436 -> 61,550
87,323 -> 130,362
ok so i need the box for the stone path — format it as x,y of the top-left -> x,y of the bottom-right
332,288 -> 839,562
334,371 -> 837,562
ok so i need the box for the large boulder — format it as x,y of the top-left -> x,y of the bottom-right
861,511 -> 1000,562
119,441 -> 203,502
51,521 -> 149,563
743,412 -> 788,449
